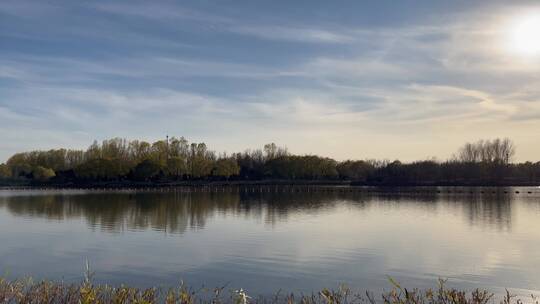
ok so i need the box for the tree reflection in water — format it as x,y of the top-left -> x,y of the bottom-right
0,188 -> 531,234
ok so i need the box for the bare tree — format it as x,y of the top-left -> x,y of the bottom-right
457,138 -> 515,164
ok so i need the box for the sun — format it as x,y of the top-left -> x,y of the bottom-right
508,13 -> 540,56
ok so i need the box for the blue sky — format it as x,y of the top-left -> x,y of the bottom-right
1,0 -> 540,162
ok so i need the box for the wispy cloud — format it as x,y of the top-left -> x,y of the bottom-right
90,1 -> 232,24
1,1 -> 540,161
229,26 -> 355,44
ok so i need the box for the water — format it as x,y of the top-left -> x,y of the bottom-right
0,187 -> 539,298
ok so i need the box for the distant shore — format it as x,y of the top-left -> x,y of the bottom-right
1,179 -> 539,190
3,137 -> 540,190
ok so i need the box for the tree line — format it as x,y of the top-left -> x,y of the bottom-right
1,137 -> 539,186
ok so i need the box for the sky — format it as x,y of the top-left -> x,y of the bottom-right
1,0 -> 540,162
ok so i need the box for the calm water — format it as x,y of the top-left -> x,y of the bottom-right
0,187 -> 539,298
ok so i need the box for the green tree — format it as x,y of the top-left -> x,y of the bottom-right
7,165 -> 31,179
74,158 -> 127,181
129,140 -> 152,162
65,150 -> 85,168
32,166 -> 56,181
169,137 -> 189,158
166,156 -> 187,179
7,153 -> 30,177
213,158 -> 240,179
101,138 -> 129,161
189,143 -> 214,178
0,163 -> 11,179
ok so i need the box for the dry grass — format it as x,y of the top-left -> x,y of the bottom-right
0,277 -> 537,304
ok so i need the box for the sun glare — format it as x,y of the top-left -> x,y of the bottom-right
508,13 -> 540,56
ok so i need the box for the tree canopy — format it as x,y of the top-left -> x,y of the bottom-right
1,137 -> 538,186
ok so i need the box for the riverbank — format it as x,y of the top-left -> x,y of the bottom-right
1,179 -> 540,190
0,278 -> 534,304
0,179 -> 350,190
0,185 -> 539,197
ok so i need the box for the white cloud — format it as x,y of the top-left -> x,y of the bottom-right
229,26 -> 355,44
2,1 -> 540,162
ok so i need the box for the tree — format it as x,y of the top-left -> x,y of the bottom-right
0,163 -> 11,179
74,158 -> 126,181
32,166 -> 56,181
101,138 -> 129,161
65,150 -> 85,169
169,137 -> 189,158
6,153 -> 31,177
129,140 -> 152,162
189,143 -> 214,178
166,156 -> 187,179
213,158 -> 240,179
2,136 -> 533,186
86,140 -> 102,160
264,156 -> 291,179
457,138 -> 515,164
234,149 -> 266,179
264,143 -> 288,160
337,160 -> 375,181
151,140 -> 169,167
132,159 -> 162,181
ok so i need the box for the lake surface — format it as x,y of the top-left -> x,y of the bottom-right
0,187 -> 539,298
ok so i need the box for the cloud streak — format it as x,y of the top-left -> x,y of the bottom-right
1,1 -> 540,162
229,26 -> 355,44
